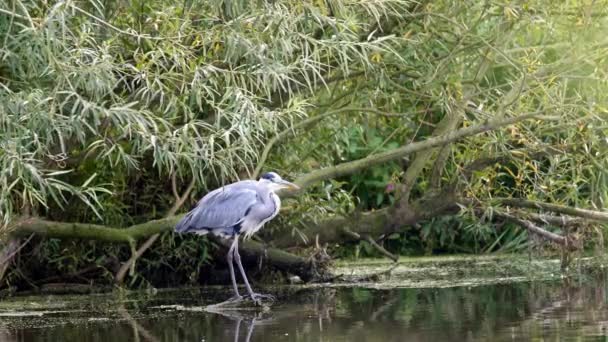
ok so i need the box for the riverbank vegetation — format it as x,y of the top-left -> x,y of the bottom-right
1,0 -> 607,292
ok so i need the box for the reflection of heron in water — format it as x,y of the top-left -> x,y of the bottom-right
205,306 -> 272,342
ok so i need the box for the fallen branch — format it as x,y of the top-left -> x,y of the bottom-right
272,190 -> 461,248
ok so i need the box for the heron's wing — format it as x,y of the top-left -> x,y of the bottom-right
175,183 -> 260,234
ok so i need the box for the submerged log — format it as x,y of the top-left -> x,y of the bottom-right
209,236 -> 331,282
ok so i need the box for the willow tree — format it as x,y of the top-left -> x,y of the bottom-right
1,0 -> 607,289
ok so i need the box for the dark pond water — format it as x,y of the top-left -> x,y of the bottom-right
2,275 -> 608,342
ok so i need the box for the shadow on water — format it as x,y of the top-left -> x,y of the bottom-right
2,274 -> 608,341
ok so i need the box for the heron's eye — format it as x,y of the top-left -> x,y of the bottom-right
260,172 -> 274,180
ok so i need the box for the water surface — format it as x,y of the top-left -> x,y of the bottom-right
2,257 -> 608,341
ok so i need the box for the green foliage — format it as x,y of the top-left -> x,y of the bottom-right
0,0 -> 409,228
0,0 -> 416,288
339,124 -> 402,209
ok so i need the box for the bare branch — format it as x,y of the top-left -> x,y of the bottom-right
496,212 -> 576,249
521,212 -> 587,228
429,144 -> 451,189
340,228 -> 398,262
0,234 -> 33,266
68,3 -> 165,40
167,178 -> 196,217
171,173 -> 179,201
496,198 -> 608,223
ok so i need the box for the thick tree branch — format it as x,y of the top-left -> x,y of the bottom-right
209,236 -> 327,282
272,190 -> 461,248
11,217 -> 181,242
253,107 -> 415,178
292,112 -> 555,191
9,189 -> 454,253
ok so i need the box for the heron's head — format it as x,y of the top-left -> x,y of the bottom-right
259,172 -> 300,191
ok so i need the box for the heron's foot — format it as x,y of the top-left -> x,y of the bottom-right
247,293 -> 275,306
225,294 -> 245,303
209,295 -> 245,307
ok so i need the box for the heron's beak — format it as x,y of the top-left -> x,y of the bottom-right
278,179 -> 300,190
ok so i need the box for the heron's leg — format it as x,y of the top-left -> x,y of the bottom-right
227,236 -> 241,298
233,238 -> 275,304
232,237 -> 254,296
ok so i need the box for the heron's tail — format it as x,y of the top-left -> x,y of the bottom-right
175,212 -> 212,236
174,213 -> 194,233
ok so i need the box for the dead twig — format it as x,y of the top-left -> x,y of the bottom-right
497,212 -> 579,250
340,227 -> 398,262
115,175 -> 196,284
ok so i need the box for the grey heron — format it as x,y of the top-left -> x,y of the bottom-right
175,172 -> 300,305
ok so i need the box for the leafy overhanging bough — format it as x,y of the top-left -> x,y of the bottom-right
0,0 -> 419,283
1,0 -> 607,288
5,111 -> 581,280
